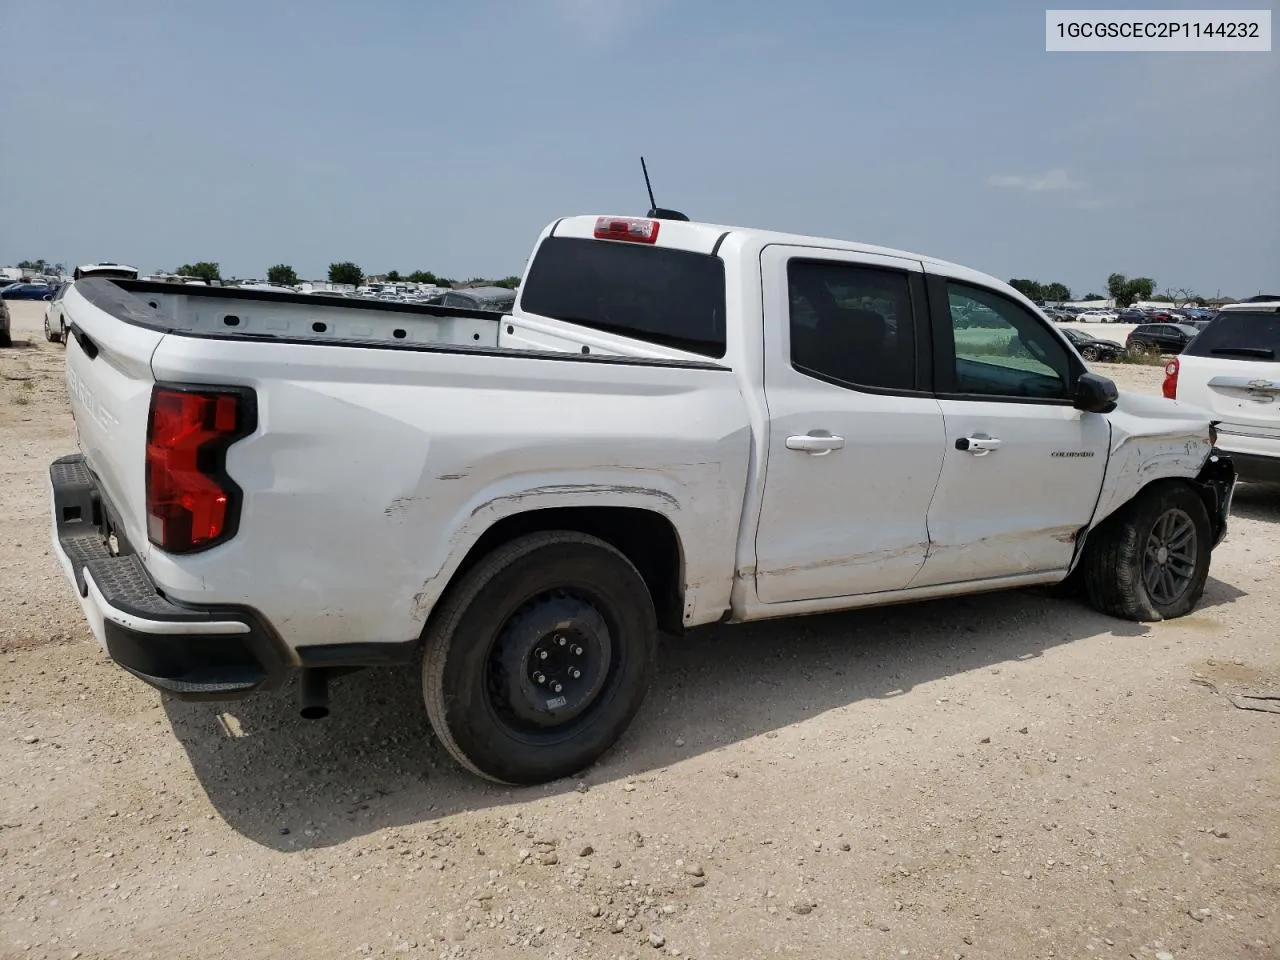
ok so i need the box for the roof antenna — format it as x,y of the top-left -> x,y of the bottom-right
641,157 -> 690,222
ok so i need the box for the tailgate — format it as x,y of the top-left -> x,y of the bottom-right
62,282 -> 166,558
1179,356 -> 1280,433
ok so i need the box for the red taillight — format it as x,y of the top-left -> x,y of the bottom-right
593,216 -> 660,244
146,387 -> 254,553
1162,358 -> 1179,399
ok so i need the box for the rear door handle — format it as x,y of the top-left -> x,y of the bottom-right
786,433 -> 845,455
956,436 -> 1001,456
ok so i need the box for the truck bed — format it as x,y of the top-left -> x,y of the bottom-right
59,276 -> 752,656
87,278 -> 507,350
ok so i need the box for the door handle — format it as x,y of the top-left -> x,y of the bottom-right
955,436 -> 1001,456
786,433 -> 845,455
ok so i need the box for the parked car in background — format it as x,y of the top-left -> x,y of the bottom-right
1116,308 -> 1146,323
1126,322 -> 1201,357
0,293 -> 10,347
1163,300 -> 1280,483
1062,327 -> 1124,362
436,285 -> 518,312
1,282 -> 54,301
43,283 -> 71,343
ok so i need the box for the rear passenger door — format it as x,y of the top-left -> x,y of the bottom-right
754,247 -> 946,603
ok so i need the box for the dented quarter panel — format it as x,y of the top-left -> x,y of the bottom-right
144,334 -> 752,648
1092,389 -> 1215,525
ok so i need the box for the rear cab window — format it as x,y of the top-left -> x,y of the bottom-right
1183,310 -> 1280,362
518,236 -> 727,358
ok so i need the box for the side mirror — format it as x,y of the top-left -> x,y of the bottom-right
1074,372 -> 1118,414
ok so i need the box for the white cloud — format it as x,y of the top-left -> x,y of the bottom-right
986,168 -> 1085,192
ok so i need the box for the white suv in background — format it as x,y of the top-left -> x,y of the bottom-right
1164,300 -> 1280,483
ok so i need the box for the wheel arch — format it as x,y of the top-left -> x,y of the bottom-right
428,506 -> 687,638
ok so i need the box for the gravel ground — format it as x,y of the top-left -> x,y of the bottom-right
2,300 -> 1277,960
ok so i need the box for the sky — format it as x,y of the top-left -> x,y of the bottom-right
1,0 -> 1276,297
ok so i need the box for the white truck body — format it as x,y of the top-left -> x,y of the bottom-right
49,213 -> 1236,783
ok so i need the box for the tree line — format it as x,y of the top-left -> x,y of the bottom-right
1008,273 -> 1212,308
164,261 -> 519,290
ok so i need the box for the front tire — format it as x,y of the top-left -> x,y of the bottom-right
1080,482 -> 1211,621
422,531 -> 658,784
1081,346 -> 1099,362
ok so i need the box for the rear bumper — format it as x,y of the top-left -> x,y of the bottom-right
49,454 -> 292,701
49,453 -> 416,702
1226,451 -> 1280,484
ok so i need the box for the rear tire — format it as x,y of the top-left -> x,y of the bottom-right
44,313 -> 60,343
1127,340 -> 1151,359
1080,482 -> 1211,622
422,531 -> 658,784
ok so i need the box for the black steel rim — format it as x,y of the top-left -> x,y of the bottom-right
1142,507 -> 1198,605
485,589 -> 617,739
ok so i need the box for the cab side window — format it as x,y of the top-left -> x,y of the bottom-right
943,282 -> 1073,400
787,260 -> 918,392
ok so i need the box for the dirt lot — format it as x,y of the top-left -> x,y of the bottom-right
2,300 -> 1277,960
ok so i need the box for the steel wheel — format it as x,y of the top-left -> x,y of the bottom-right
1142,507 -> 1198,606
487,590 -> 615,737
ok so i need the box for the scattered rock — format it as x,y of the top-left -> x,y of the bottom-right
1210,827 -> 1229,839
791,902 -> 813,915
690,878 -> 706,888
612,919 -> 626,934
683,862 -> 705,877
674,738 -> 685,747
578,844 -> 594,857
589,904 -> 602,918
1155,952 -> 1175,960
649,932 -> 666,948
1017,726 -> 1028,734
22,735 -> 38,744
541,851 -> 559,866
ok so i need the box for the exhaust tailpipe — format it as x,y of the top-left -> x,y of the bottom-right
298,668 -> 331,720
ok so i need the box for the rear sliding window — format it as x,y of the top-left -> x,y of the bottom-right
518,236 -> 727,358
1183,311 -> 1280,361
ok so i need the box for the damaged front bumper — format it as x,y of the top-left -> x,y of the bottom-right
1195,448 -> 1236,548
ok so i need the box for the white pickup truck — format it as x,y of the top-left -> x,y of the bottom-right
50,214 -> 1236,784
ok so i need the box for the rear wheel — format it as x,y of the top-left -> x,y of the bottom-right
44,312 -> 61,343
422,531 -> 658,784
1080,482 -> 1211,621
1127,340 -> 1152,358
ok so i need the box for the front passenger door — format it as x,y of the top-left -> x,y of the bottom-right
910,278 -> 1109,588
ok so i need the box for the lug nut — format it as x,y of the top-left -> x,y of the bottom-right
552,682 -> 563,693
534,672 -> 546,685
558,636 -> 567,646
539,649 -> 548,660
570,668 -> 581,679
573,646 -> 583,655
